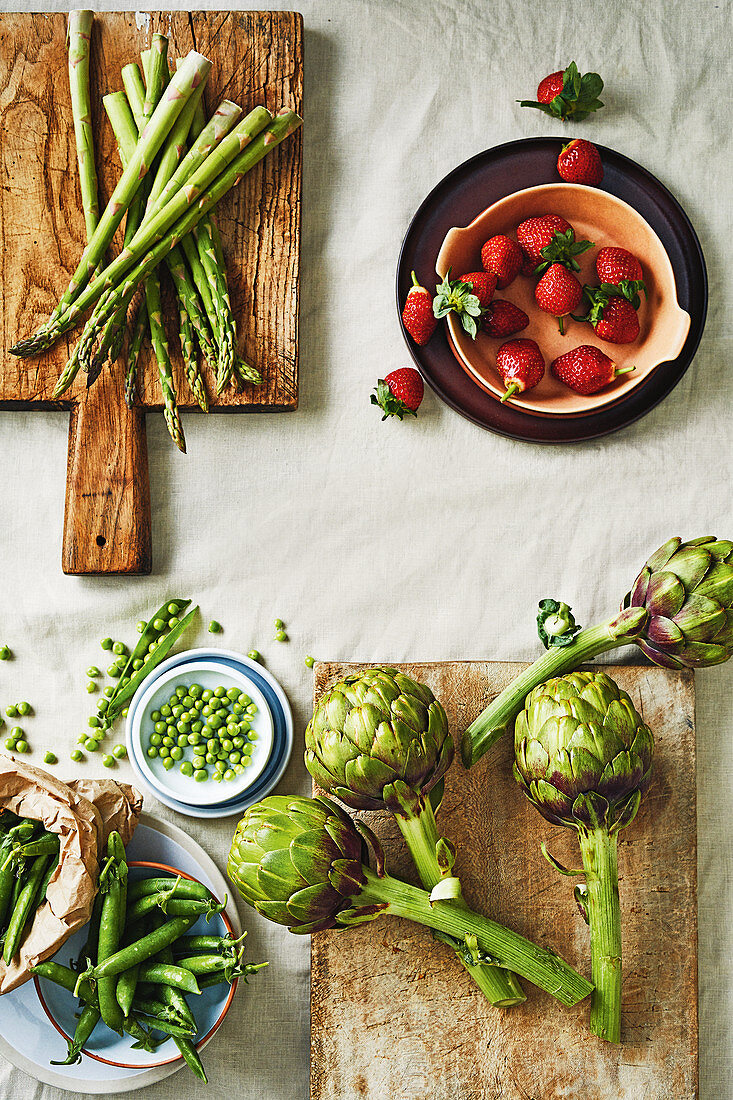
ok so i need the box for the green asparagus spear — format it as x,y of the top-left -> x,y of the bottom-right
66,11 -> 99,241
145,273 -> 186,452
11,50 -> 212,357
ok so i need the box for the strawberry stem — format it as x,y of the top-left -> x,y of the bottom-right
500,382 -> 520,404
410,270 -> 420,289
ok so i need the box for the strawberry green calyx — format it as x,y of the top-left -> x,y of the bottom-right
576,282 -> 642,324
519,62 -> 604,122
371,379 -> 415,421
535,229 -> 594,275
433,269 -> 483,339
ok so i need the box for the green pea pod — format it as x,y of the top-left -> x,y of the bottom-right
173,952 -> 237,977
50,1002 -> 100,1065
172,1035 -> 207,1082
37,852 -> 59,904
96,834 -> 127,1033
128,876 -> 213,903
131,997 -> 194,1030
31,960 -> 96,1004
136,961 -> 201,994
76,915 -> 197,991
2,831 -> 59,872
107,605 -> 198,720
126,893 -> 223,925
152,925 -> 199,1033
0,826 -> 31,929
3,853 -> 52,963
132,1012 -> 199,1039
173,932 -> 246,956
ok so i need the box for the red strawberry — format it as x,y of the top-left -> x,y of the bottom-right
590,296 -> 640,344
480,235 -> 523,289
557,139 -> 603,185
520,62 -> 605,122
481,300 -> 530,338
551,345 -> 635,395
402,271 -> 437,346
457,271 -> 497,308
595,247 -> 644,286
582,285 -> 641,344
371,368 -> 424,420
535,264 -> 583,333
517,215 -> 574,266
496,339 -> 545,403
520,252 -> 538,277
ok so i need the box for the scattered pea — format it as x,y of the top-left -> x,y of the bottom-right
274,618 -> 284,630
88,716 -> 101,729
275,630 -> 288,643
247,650 -> 261,662
102,755 -> 115,768
15,740 -> 29,753
208,620 -> 222,634
44,751 -> 57,765
71,749 -> 84,762
17,702 -> 32,716
4,738 -> 17,751
223,769 -> 235,781
121,707 -> 129,718
5,706 -> 18,718
0,646 -> 11,661
305,655 -> 315,668
136,620 -> 147,633
84,739 -> 99,752
100,638 -> 113,651
104,686 -> 115,698
112,642 -> 127,656
108,665 -> 122,679
97,699 -> 109,713
86,681 -> 97,693
112,744 -> 127,759
194,769 -> 208,782
10,727 -> 23,739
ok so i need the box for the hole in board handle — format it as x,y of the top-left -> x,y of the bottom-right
96,535 -> 106,548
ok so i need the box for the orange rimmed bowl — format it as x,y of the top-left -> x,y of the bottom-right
436,182 -> 691,416
34,860 -> 238,1071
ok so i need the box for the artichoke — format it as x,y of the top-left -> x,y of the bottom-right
463,535 -> 733,768
227,794 -> 593,1008
304,667 -> 452,812
514,671 -> 654,1043
305,667 -> 524,1006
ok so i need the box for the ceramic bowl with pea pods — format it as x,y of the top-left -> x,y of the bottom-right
128,662 -> 274,808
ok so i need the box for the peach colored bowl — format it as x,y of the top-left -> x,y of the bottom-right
436,183 -> 691,416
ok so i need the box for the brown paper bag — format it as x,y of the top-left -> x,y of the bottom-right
0,756 -> 142,992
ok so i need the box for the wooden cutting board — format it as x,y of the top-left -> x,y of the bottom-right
311,661 -> 698,1100
0,11 -> 302,574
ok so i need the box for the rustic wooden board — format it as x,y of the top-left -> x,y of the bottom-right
311,661 -> 698,1100
0,11 -> 302,572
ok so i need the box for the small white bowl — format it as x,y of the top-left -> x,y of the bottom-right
128,660 -> 274,808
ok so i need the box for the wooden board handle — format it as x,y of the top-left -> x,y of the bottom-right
62,365 -> 151,575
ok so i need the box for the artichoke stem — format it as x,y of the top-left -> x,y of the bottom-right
578,826 -> 621,1043
461,608 -> 649,768
358,867 -> 593,1008
394,795 -> 526,1007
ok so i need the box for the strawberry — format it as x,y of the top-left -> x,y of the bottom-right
481,299 -> 530,338
371,368 -> 424,420
432,268 -> 485,338
519,61 -> 604,122
581,284 -> 642,344
520,252 -> 538,277
517,215 -> 574,266
594,248 -> 647,292
557,139 -> 603,185
402,271 -> 437,346
496,339 -> 545,403
457,271 -> 497,308
551,345 -> 635,395
480,235 -> 523,289
535,264 -> 583,333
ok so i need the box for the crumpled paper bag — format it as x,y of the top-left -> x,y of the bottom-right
0,756 -> 142,992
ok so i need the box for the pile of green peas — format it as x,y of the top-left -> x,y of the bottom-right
145,683 -> 259,785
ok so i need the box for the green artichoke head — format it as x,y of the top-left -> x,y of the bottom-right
304,667 -> 452,811
227,795 -> 382,934
514,671 -> 653,832
625,536 -> 733,669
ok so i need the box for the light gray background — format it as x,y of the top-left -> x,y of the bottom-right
0,1 -> 731,1097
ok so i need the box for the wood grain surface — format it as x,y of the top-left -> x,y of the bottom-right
310,661 -> 698,1100
0,11 -> 302,572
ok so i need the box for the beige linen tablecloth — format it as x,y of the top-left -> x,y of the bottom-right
0,0 -> 730,1097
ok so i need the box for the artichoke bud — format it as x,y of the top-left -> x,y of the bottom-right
625,536 -> 733,669
537,599 -> 580,649
435,835 -> 456,876
227,795 -> 373,933
304,667 -> 453,811
514,672 -> 653,833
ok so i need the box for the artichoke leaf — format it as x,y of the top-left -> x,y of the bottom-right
673,593 -> 726,642
644,570 -> 686,618
571,790 -> 609,828
286,882 -> 343,921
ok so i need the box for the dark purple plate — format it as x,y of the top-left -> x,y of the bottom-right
396,138 -> 707,442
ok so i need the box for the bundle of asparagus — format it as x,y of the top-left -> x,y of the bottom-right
12,13 -> 302,452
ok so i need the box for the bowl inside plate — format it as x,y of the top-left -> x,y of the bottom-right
436,182 -> 691,416
127,660 -> 274,808
34,859 -> 237,1071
